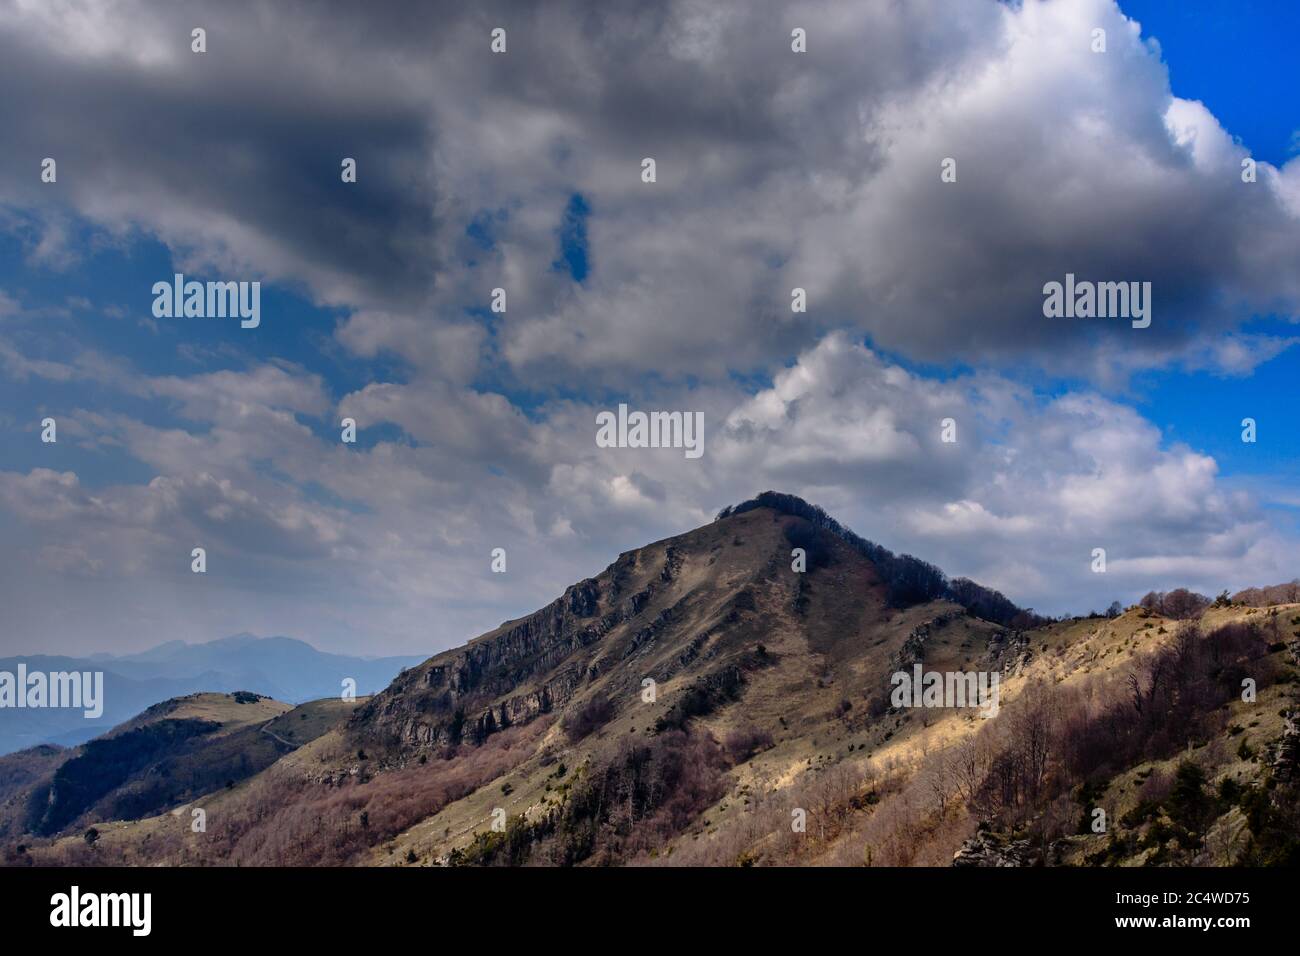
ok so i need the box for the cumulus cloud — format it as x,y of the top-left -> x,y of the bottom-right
562,333 -> 1289,615
0,0 -> 1295,382
0,0 -> 1295,656
5,327 -> 1289,654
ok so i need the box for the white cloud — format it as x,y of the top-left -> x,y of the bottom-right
0,1 -> 1295,654
2,328 -> 1294,653
1,0 -> 1296,383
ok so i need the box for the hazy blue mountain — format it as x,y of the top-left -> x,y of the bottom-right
0,636 -> 424,755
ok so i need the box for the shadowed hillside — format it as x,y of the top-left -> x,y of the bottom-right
0,692 -> 368,853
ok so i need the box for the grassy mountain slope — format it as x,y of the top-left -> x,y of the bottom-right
6,495 -> 1297,867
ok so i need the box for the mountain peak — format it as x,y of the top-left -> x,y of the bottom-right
351,495 -> 1017,754
717,491 -> 1033,627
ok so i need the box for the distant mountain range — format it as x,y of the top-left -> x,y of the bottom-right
0,635 -> 424,755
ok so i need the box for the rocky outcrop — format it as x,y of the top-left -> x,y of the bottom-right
622,595 -> 690,660
1270,710 -> 1300,782
1270,639 -> 1300,782
567,578 -> 600,617
891,611 -> 963,671
660,545 -> 684,583
984,629 -> 1032,676
353,576 -> 613,748
352,536 -> 724,750
952,829 -> 1038,867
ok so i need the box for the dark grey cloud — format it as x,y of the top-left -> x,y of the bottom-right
2,0 -> 1295,382
0,0 -> 438,308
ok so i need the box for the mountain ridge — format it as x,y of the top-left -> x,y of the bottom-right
5,492 -> 1296,868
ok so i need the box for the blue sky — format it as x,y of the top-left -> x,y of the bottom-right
0,0 -> 1297,656
1121,0 -> 1299,167
1110,0 -> 1300,494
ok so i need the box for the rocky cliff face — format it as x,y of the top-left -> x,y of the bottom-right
984,628 -> 1033,676
353,576 -> 615,748
350,507 -> 813,752
890,610 -> 965,671
1270,637 -> 1300,782
952,829 -> 1041,867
